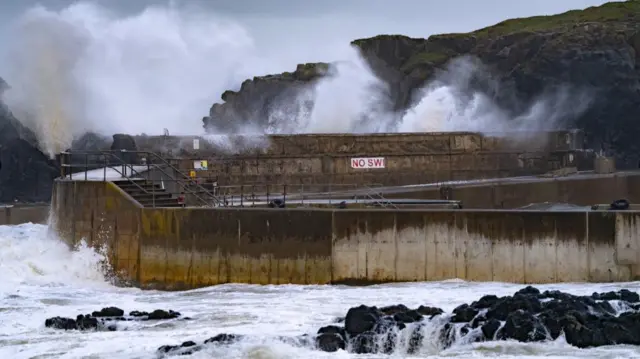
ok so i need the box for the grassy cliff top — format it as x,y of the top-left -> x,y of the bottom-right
349,1 -> 638,73
465,0 -> 639,37
353,1 -> 638,46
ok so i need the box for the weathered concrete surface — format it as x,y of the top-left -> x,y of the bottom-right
382,171 -> 640,209
137,208 -> 332,289
51,180 -> 332,289
0,205 -> 49,225
51,180 -> 142,285
52,180 -> 640,290
332,210 -> 633,284
131,131 -> 592,188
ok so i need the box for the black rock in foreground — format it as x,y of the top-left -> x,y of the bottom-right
314,287 -> 640,354
154,287 -> 640,357
45,307 -> 183,331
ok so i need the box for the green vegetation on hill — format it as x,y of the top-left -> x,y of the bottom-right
456,0 -> 639,37
350,1 -> 639,74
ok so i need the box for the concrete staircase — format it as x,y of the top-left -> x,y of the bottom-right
112,180 -> 183,207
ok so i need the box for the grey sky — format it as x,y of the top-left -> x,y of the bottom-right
0,0 -> 624,136
0,0 -> 622,41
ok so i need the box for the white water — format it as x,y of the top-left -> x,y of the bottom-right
0,2 -> 594,157
2,223 -> 640,359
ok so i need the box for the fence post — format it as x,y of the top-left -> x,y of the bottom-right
283,184 -> 287,205
152,173 -> 155,208
252,185 -> 255,207
240,185 -> 244,207
84,154 -> 88,180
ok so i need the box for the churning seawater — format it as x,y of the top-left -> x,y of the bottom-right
2,223 -> 640,359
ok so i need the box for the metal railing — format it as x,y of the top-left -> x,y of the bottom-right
59,150 -> 224,207
204,183 -> 390,207
58,150 -> 400,209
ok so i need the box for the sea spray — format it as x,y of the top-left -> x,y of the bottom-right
0,2 -> 594,157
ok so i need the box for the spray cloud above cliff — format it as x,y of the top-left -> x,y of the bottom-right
0,1 -> 595,157
398,57 -> 594,134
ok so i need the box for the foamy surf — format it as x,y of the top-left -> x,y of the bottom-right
1,223 -> 640,358
0,223 -> 107,290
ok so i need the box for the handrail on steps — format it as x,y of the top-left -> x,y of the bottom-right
59,150 -> 396,208
59,150 -> 224,207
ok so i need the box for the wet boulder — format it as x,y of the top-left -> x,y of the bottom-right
499,309 -> 547,342
45,316 -> 78,330
344,305 -> 381,336
44,307 -> 183,332
204,333 -> 243,345
92,307 -> 124,317
312,287 -> 640,355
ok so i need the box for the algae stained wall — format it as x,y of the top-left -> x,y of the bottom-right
51,180 -> 142,285
331,210 -> 636,284
137,208 -> 333,289
52,180 -> 640,289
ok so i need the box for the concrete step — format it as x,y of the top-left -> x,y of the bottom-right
129,192 -> 173,200
112,180 -> 149,188
124,188 -> 170,197
118,184 -> 165,193
137,198 -> 182,207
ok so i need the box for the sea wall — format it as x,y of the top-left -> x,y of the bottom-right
332,210 -> 636,283
52,179 -> 640,289
0,205 -> 49,225
131,131 -> 591,188
51,180 -> 142,283
385,172 -> 640,208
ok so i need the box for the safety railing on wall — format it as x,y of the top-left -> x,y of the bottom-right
58,150 -> 401,209
206,183 -> 389,207
58,150 -> 225,207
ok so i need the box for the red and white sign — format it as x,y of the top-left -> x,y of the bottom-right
350,157 -> 386,169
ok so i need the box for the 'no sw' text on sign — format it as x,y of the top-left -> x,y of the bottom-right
350,157 -> 386,169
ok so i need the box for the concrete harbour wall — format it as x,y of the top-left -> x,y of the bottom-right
0,205 -> 49,225
52,180 -> 640,289
131,131 -> 591,188
385,172 -> 640,209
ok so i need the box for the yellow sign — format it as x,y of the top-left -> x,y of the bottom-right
189,170 -> 196,178
193,160 -> 208,171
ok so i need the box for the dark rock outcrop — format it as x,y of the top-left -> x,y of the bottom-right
204,1 -> 640,163
310,287 -> 640,355
0,86 -> 59,203
203,63 -> 329,133
45,307 -> 183,332
153,287 -> 640,357
70,132 -> 111,152
110,133 -> 139,164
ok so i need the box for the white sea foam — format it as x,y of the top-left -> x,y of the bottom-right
1,223 -> 640,358
0,2 -> 593,157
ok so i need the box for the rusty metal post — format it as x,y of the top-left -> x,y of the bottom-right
152,176 -> 156,208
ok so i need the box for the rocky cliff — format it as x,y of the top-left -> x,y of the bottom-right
0,81 -> 59,203
203,1 -> 640,164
